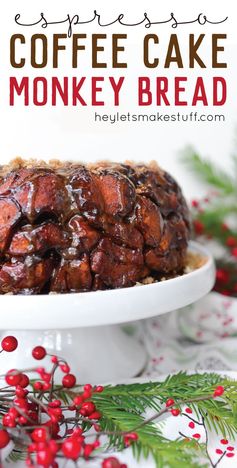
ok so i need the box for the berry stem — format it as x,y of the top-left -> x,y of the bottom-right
182,413 -> 204,425
83,394 -> 215,440
201,415 -> 227,468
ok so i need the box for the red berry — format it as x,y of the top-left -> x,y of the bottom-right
42,382 -> 51,391
71,428 -> 83,438
88,411 -> 102,420
18,373 -> 30,388
191,200 -> 199,208
189,422 -> 195,429
31,427 -> 48,443
171,408 -> 180,417
28,442 -> 37,453
124,432 -> 138,446
62,374 -> 76,388
95,385 -> 104,393
220,439 -> 228,445
32,346 -> 47,360
48,407 -> 63,422
166,398 -> 175,407
102,457 -> 121,468
34,381 -> 43,391
84,384 -> 92,392
193,219 -> 204,235
48,440 -> 59,454
216,269 -> 229,283
185,407 -> 192,414
18,416 -> 28,425
2,414 -> 16,428
15,386 -> 28,398
79,401 -> 95,416
37,442 -> 48,451
62,437 -> 81,460
9,407 -> 18,418
126,433 -> 138,441
14,397 -> 29,411
226,453 -> 235,458
60,363 -> 70,374
51,356 -> 58,364
226,236 -> 237,247
213,386 -> 225,397
73,395 -> 84,406
227,446 -> 235,451
5,369 -> 22,386
42,373 -> 51,383
36,448 -> 54,467
216,449 -> 223,455
231,248 -> 237,258
48,400 -> 61,408
1,336 -> 18,352
82,390 -> 92,399
0,429 -> 10,448
193,433 -> 201,439
83,443 -> 94,458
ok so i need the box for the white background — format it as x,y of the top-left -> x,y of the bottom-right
0,0 -> 236,199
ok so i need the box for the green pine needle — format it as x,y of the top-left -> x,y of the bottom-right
89,372 -> 237,468
182,149 -> 236,195
6,448 -> 27,463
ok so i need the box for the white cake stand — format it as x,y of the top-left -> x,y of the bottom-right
0,242 -> 215,383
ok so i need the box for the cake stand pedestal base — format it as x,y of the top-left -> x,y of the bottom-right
0,326 -> 147,383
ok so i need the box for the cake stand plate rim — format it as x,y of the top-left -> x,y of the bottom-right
0,241 -> 215,329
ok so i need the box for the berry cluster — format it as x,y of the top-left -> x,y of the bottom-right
0,335 -> 131,467
192,196 -> 237,297
0,335 -> 234,468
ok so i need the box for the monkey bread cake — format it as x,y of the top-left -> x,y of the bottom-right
0,159 -> 190,294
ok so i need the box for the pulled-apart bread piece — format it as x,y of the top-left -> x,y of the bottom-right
0,159 -> 190,294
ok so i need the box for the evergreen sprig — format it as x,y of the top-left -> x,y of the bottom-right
58,372 -> 237,468
6,448 -> 27,463
182,148 -> 237,296
182,150 -> 236,195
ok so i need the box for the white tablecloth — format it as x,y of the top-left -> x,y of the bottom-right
7,292 -> 237,467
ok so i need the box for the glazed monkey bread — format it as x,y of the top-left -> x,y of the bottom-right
0,160 -> 190,294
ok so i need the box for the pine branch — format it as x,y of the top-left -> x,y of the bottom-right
6,448 -> 27,463
198,204 -> 237,223
182,150 -> 235,194
193,209 -> 237,247
96,405 -> 205,468
89,373 -> 237,468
